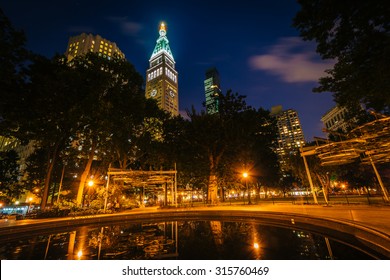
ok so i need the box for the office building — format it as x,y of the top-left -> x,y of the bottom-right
204,67 -> 221,114
64,33 -> 125,61
321,105 -> 353,134
271,106 -> 305,168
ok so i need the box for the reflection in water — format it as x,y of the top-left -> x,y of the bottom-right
0,220 -> 374,260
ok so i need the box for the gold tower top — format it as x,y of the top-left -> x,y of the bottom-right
159,22 -> 166,36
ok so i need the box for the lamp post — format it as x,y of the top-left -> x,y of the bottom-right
87,180 -> 94,207
27,197 -> 33,213
243,172 -> 251,205
82,180 -> 94,208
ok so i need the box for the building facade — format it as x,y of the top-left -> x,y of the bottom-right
145,23 -> 179,116
204,67 -> 221,114
321,105 -> 351,134
64,33 -> 125,61
271,106 -> 305,168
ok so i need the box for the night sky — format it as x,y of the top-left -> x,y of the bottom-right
2,0 -> 336,141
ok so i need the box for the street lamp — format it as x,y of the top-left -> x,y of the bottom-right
243,172 -> 251,205
341,183 -> 349,205
82,180 -> 94,207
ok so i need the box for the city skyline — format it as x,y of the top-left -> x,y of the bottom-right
2,0 -> 336,141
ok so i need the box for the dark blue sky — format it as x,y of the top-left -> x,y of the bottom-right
2,0 -> 336,141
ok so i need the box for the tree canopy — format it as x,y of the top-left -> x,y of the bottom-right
178,90 -> 279,203
293,0 -> 390,112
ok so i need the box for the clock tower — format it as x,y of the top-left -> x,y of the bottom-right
146,22 -> 179,116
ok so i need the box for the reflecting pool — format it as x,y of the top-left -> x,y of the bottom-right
0,219 -> 376,260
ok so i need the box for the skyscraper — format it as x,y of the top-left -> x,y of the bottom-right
64,33 -> 125,61
204,67 -> 221,114
271,106 -> 305,169
145,23 -> 179,116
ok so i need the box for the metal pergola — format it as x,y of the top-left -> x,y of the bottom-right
300,115 -> 390,203
103,168 -> 178,210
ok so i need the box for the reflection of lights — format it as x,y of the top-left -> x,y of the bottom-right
253,242 -> 260,249
77,250 -> 83,259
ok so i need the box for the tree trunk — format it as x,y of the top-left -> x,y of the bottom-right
207,152 -> 221,204
41,142 -> 60,210
76,139 -> 97,207
208,172 -> 218,204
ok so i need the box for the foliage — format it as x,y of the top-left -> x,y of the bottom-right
293,0 -> 390,112
179,90 -> 279,203
0,8 -> 31,126
0,150 -> 23,202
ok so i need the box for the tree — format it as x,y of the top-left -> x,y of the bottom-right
183,90 -> 279,204
0,150 -> 23,203
293,0 -> 390,112
65,52 -> 166,206
0,8 -> 30,124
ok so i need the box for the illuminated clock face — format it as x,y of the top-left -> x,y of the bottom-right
169,90 -> 175,98
150,89 -> 157,97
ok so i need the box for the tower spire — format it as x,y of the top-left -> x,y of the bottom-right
159,22 -> 166,37
150,21 -> 174,62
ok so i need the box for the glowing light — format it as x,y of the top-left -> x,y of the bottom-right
87,180 -> 94,187
77,250 -> 83,259
253,242 -> 260,249
243,172 -> 248,178
160,22 -> 166,32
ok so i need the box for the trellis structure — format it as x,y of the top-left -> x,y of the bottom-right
103,168 -> 178,210
300,115 -> 390,203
